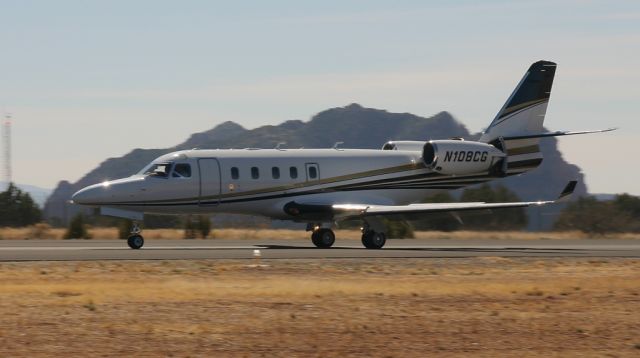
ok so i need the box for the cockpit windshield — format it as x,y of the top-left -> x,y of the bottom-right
142,162 -> 173,177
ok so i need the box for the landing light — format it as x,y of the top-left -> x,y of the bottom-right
102,181 -> 111,188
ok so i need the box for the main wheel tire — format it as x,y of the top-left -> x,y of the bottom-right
127,234 -> 144,249
361,231 -> 372,248
361,231 -> 386,249
311,228 -> 335,248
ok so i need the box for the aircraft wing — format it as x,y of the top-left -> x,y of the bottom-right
284,181 -> 577,221
337,181 -> 576,219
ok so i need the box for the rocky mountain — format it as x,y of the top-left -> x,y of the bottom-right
44,104 -> 587,229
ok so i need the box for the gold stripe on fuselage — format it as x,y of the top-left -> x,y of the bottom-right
127,162 -> 426,204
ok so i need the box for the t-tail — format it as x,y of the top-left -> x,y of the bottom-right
479,60 -> 614,176
479,60 -> 557,175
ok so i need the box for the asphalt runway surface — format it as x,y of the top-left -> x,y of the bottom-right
0,238 -> 639,261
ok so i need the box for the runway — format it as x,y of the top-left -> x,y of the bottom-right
0,238 -> 639,261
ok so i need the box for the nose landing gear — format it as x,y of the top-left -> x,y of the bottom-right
127,222 -> 144,249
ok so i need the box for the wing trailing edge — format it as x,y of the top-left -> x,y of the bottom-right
334,180 -> 577,219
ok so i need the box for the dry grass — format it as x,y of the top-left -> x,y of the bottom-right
0,258 -> 639,357
1,226 -> 640,241
412,230 -> 640,240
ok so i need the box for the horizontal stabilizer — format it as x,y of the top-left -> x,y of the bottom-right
502,128 -> 616,141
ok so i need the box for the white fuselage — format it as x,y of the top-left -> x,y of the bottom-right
72,147 -> 496,221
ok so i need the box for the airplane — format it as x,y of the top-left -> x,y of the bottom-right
72,60 -> 613,250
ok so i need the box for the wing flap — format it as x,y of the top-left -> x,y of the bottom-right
334,201 -> 544,218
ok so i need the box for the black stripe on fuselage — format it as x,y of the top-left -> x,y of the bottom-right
330,172 -> 494,190
507,158 -> 543,170
97,175 -> 510,207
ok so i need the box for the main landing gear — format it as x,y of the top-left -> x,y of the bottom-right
361,229 -> 386,249
127,222 -> 144,249
310,227 -> 336,248
307,222 -> 387,249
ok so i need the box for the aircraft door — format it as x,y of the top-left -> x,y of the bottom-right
305,163 -> 320,181
198,158 -> 221,206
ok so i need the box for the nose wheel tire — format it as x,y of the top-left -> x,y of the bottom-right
127,234 -> 144,249
311,228 -> 335,248
362,231 -> 386,249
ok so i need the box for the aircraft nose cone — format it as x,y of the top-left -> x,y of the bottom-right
72,184 -> 106,205
71,187 -> 93,205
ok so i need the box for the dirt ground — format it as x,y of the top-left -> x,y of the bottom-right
0,258 -> 639,357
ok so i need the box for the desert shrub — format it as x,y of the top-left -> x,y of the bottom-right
612,194 -> 640,232
118,219 -> 133,239
412,192 -> 461,232
555,196 -> 631,234
384,219 -> 414,239
47,216 -> 65,228
184,216 -> 198,239
197,215 -> 212,238
459,184 -> 527,230
64,214 -> 92,239
29,223 -> 52,239
183,215 -> 212,239
0,183 -> 42,227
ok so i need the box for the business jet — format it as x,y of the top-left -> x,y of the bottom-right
72,60 -> 612,249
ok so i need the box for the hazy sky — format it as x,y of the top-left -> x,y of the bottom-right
1,0 -> 638,194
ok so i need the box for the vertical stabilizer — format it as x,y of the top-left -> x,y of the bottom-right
481,61 -> 557,175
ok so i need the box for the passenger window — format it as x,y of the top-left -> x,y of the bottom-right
172,163 -> 191,178
251,167 -> 259,179
289,166 -> 298,179
231,167 -> 239,180
272,167 -> 280,179
309,166 -> 317,179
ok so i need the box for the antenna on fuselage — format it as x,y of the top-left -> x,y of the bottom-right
275,142 -> 286,150
333,141 -> 344,150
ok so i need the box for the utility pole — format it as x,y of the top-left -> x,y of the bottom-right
2,113 -> 11,185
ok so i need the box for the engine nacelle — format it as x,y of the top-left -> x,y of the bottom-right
422,140 -> 505,175
382,141 -> 426,151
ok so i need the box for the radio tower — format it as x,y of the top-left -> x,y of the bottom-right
2,113 -> 11,185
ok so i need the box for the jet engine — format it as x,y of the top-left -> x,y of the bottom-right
382,141 -> 426,151
422,140 -> 506,175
